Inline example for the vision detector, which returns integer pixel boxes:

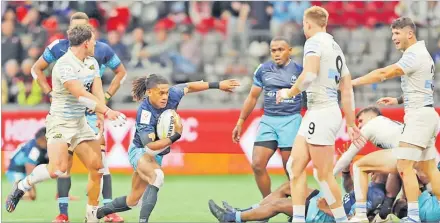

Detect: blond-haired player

[5,24,126,222]
[351,17,440,222]
[276,6,360,222]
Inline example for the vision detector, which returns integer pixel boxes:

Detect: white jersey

[333,115,403,175]
[303,32,350,109]
[396,41,435,112]
[50,49,100,119]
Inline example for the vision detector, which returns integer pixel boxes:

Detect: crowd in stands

[2,1,440,106]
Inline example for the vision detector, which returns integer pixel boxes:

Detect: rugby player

[351,17,440,222]
[32,12,127,223]
[6,127,48,201]
[276,6,360,222]
[232,36,304,197]
[94,75,239,222]
[5,25,126,223]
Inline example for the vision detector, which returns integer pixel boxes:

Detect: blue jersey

[132,84,186,155]
[419,191,440,222]
[42,39,122,78]
[253,60,303,116]
[8,139,48,174]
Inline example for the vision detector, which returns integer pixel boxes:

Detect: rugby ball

[157,109,180,140]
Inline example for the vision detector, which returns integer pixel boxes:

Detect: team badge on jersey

[291,75,297,85]
[89,64,95,70]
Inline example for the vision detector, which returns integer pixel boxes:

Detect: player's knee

[151,169,164,188]
[126,194,141,208]
[251,161,267,174]
[312,167,329,182]
[396,159,414,173]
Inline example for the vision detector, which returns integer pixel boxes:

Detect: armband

[105,92,112,101]
[169,133,181,143]
[208,82,220,89]
[78,96,97,110]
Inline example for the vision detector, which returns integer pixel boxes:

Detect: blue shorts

[86,112,99,134]
[6,171,25,183]
[419,190,440,222]
[255,114,302,149]
[128,144,164,170]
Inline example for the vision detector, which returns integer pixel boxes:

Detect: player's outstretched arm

[233,86,262,143]
[276,55,320,103]
[352,64,404,87]
[184,79,241,94]
[377,95,403,106]
[31,57,52,96]
[105,64,127,102]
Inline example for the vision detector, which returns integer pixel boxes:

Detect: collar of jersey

[67,48,88,68]
[314,32,333,39]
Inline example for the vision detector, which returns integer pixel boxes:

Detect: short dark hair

[271,36,291,46]
[35,127,46,139]
[356,106,382,119]
[70,12,89,22]
[67,24,93,46]
[391,17,416,32]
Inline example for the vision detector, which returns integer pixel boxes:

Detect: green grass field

[2,174,323,222]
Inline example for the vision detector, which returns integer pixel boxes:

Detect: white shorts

[46,114,97,150]
[298,106,342,146]
[395,107,439,161]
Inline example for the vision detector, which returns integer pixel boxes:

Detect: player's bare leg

[417,159,440,199]
[6,142,69,213]
[75,140,104,222]
[309,143,347,222]
[252,146,276,197]
[290,135,310,222]
[99,136,124,223]
[350,149,398,221]
[280,150,291,179]
[395,142,423,222]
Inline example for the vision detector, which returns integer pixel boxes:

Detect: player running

[350,17,440,222]
[6,127,48,201]
[232,36,304,198]
[5,25,126,223]
[276,6,359,222]
[32,12,127,223]
[94,75,240,222]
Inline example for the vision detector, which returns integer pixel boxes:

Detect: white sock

[86,204,99,220]
[292,205,305,222]
[18,164,51,191]
[331,206,348,222]
[407,202,420,220]
[355,201,367,216]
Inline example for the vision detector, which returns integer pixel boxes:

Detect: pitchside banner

[2,109,440,174]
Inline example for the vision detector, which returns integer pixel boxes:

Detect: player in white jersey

[351,17,440,222]
[276,6,360,222]
[5,24,126,223]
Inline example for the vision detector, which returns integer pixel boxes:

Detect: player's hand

[232,124,242,143]
[276,88,292,104]
[105,109,126,127]
[348,126,367,149]
[376,97,398,106]
[219,79,241,92]
[172,112,183,135]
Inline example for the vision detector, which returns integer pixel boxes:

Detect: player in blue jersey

[232,36,304,198]
[207,167,387,223]
[6,127,48,201]
[93,74,239,222]
[31,12,127,223]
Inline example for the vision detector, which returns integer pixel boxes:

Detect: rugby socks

[355,201,367,217]
[331,206,348,222]
[139,185,159,222]
[57,177,71,216]
[292,205,306,222]
[96,196,131,219]
[224,211,238,222]
[379,196,395,219]
[407,202,421,222]
[18,164,51,191]
[102,174,113,205]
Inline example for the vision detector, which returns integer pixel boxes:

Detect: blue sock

[58,197,69,216]
[224,211,236,222]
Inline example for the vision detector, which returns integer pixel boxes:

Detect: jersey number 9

[335,55,343,84]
